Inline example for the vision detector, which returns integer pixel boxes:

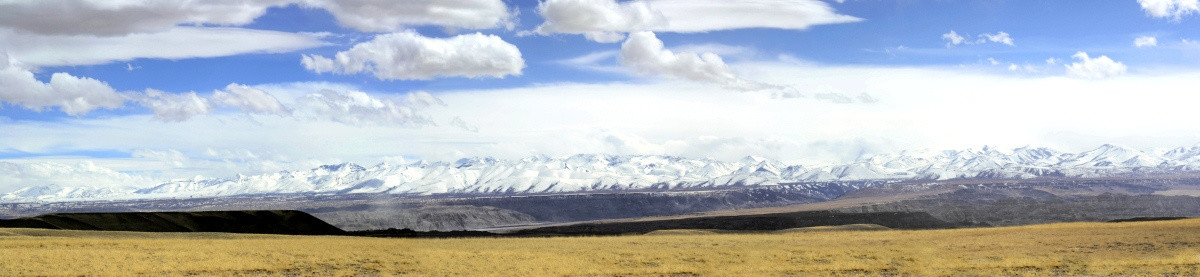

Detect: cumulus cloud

[534,0,861,42]
[303,0,514,32]
[302,31,524,80]
[211,83,291,116]
[1138,0,1200,20]
[0,50,125,115]
[2,49,299,119]
[619,31,769,91]
[1134,36,1159,47]
[300,55,337,73]
[0,0,512,36]
[534,0,665,42]
[296,89,438,126]
[942,30,966,47]
[136,89,213,122]
[943,30,1014,47]
[980,32,1014,45]
[585,32,629,43]
[0,27,325,67]
[0,1,513,68]
[1065,52,1127,79]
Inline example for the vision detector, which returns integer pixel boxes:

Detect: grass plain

[1,219,1198,276]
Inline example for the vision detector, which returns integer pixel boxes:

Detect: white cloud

[619,31,769,90]
[942,30,965,47]
[1135,36,1159,47]
[303,0,514,32]
[672,43,758,59]
[211,83,291,116]
[534,0,861,42]
[555,50,624,73]
[0,161,158,193]
[1138,0,1200,20]
[302,30,524,80]
[10,62,1200,184]
[1046,57,1061,65]
[1183,38,1200,46]
[0,0,290,36]
[979,32,1014,46]
[136,89,213,122]
[814,92,854,103]
[584,32,628,43]
[122,82,454,126]
[1065,52,1127,79]
[0,27,325,67]
[131,149,189,168]
[233,82,457,127]
[0,1,513,68]
[450,116,480,133]
[0,148,339,193]
[987,57,1001,65]
[1007,63,1040,73]
[0,0,512,36]
[405,91,446,108]
[296,89,437,126]
[0,50,125,115]
[300,54,337,73]
[535,0,665,42]
[943,30,1014,47]
[561,44,757,75]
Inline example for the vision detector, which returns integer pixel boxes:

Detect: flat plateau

[2,219,1198,276]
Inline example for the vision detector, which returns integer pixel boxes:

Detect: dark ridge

[507,211,972,236]
[0,210,346,235]
[1107,217,1190,223]
[0,210,970,238]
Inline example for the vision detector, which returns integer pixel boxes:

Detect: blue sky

[2,0,1200,191]
[28,0,1200,98]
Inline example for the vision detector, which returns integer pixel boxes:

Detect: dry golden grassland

[1,219,1199,276]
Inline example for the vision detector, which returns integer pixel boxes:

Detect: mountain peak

[6,144,1200,203]
[1094,143,1132,151]
[739,155,768,164]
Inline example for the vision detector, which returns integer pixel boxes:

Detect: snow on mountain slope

[6,144,1200,203]
[1058,144,1163,168]
[129,155,762,199]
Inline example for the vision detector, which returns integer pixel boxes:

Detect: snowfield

[5,144,1200,203]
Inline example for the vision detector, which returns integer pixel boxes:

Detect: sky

[2,0,1200,192]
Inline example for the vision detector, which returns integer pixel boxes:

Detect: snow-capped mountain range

[5,144,1200,203]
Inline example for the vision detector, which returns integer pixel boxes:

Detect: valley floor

[1,219,1199,276]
